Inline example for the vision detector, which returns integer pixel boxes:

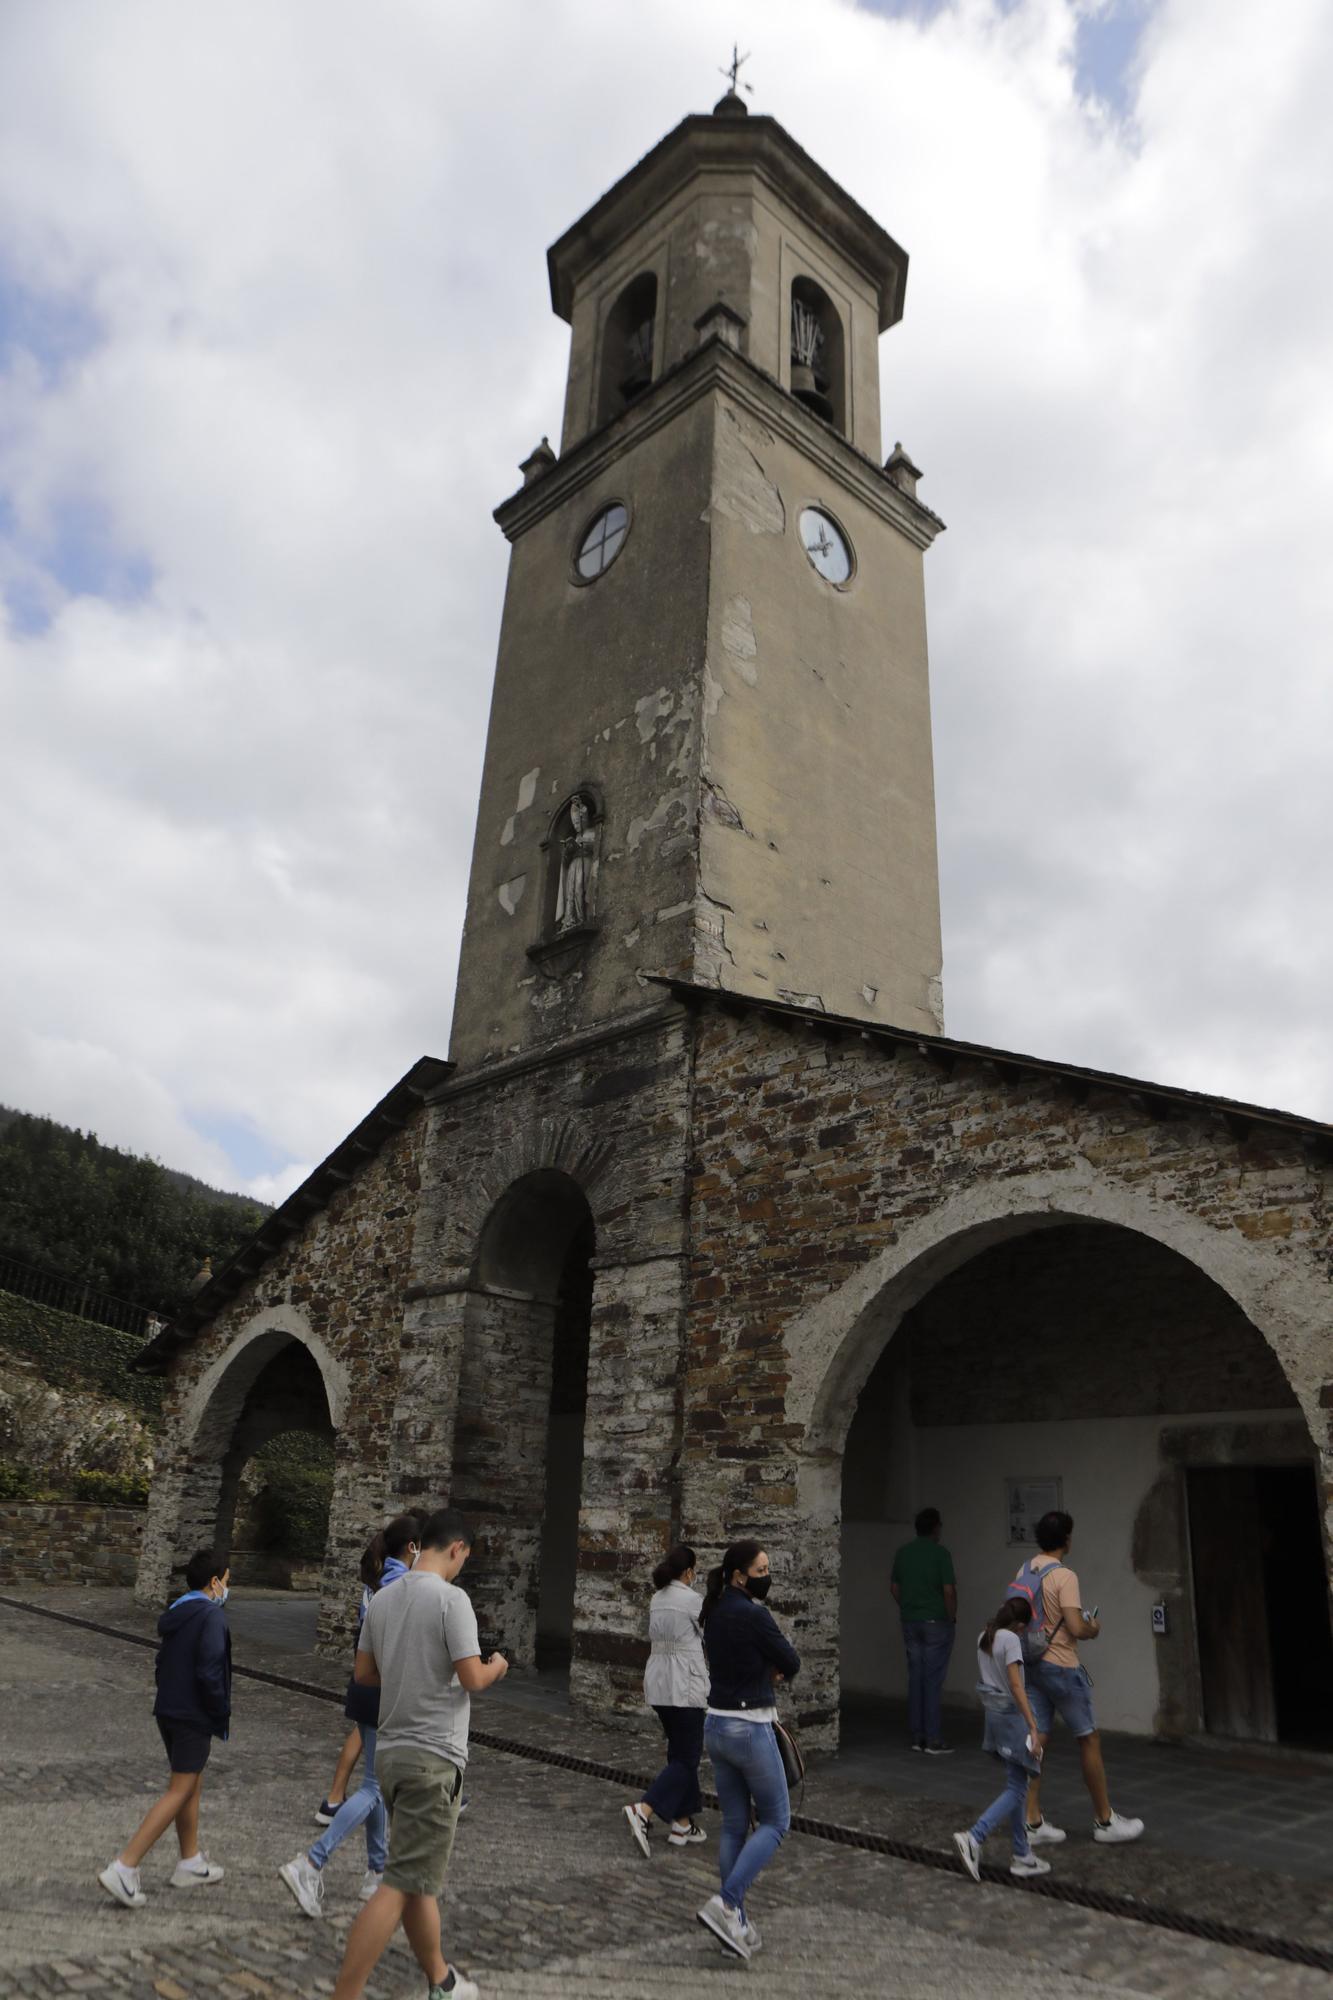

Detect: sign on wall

[1006,1476,1063,1547]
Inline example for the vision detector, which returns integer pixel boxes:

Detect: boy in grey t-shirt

[331,1509,508,2000]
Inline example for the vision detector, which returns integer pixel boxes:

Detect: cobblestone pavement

[1,1594,1329,1999]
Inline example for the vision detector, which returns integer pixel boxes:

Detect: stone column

[571,1251,689,1717]
[387,1280,470,1512]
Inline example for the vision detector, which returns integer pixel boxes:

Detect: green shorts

[376,1746,464,1896]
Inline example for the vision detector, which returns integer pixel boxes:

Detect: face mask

[410,1548,420,1569]
[745,1574,771,1601]
[215,1585,229,1604]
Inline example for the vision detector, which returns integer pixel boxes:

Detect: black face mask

[745,1574,772,1601]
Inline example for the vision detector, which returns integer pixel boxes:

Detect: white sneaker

[428,1973,479,2000]
[667,1819,707,1846]
[1011,1853,1052,1877]
[742,1917,762,1953]
[623,1802,651,1858]
[952,1831,982,1883]
[1093,1811,1145,1844]
[279,1853,325,1918]
[697,1893,751,1961]
[1026,1818,1067,1845]
[359,1868,383,1901]
[171,1851,224,1888]
[98,1860,147,1909]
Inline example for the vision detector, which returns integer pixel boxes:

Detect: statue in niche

[555,794,598,932]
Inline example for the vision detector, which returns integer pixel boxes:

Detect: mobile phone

[1087,1605,1099,1620]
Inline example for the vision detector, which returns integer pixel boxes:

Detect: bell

[791,365,833,422]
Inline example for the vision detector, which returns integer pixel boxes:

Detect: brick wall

[0,1501,144,1587]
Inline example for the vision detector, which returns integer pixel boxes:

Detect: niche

[790,276,846,433]
[598,273,658,423]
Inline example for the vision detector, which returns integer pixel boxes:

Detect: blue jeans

[903,1619,955,1744]
[704,1715,790,1919]
[969,1758,1031,1859]
[309,1724,387,1875]
[643,1706,704,1823]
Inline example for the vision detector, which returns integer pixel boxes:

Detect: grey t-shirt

[357,1569,481,1768]
[977,1625,1024,1699]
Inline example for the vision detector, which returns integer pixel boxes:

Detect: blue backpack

[1006,1558,1066,1664]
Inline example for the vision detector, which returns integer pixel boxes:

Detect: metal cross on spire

[719,43,753,97]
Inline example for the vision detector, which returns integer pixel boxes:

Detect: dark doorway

[1189,1464,1333,1748]
[534,1215,593,1669]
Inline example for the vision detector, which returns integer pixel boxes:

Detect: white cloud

[1,0,1331,1196]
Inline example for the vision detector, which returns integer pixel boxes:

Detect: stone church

[133,93,1333,1754]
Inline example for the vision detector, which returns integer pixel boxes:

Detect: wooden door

[1188,1467,1278,1741]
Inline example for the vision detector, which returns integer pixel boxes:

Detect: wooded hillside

[0,1107,270,1316]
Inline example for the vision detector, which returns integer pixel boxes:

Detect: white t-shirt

[358,1569,480,1769]
[977,1625,1024,1700]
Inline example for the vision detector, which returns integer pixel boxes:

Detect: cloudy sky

[2,0,1331,1204]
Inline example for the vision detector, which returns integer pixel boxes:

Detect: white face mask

[409,1548,420,1569]
[215,1585,229,1604]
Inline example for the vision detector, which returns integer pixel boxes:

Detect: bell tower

[448,92,945,1072]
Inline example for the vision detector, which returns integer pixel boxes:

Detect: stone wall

[0,1501,144,1587]
[407,1004,695,1712]
[681,1002,1333,1743]
[138,1110,429,1654]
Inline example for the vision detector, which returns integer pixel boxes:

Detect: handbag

[773,1717,805,1805]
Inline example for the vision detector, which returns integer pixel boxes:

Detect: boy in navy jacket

[98,1548,233,1908]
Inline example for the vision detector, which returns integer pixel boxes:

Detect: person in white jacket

[623,1545,709,1854]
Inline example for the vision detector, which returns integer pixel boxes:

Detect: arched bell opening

[598,271,658,424]
[454,1169,596,1675]
[836,1220,1329,1753]
[790,275,846,433]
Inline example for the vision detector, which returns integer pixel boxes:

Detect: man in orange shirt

[1021,1511,1144,1848]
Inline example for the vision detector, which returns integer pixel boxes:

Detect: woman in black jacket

[695,1540,800,1962]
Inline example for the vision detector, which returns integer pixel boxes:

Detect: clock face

[799,506,853,585]
[576,502,629,580]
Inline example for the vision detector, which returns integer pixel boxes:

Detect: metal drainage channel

[5,1593,1329,1975]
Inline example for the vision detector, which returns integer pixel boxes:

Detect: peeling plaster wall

[449,400,713,1071]
[697,392,944,1032]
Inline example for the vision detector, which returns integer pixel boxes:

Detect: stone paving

[1,1591,1330,1999]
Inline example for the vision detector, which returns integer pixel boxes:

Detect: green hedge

[0,1289,163,1421]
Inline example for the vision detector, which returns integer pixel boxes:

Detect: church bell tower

[449,91,945,1071]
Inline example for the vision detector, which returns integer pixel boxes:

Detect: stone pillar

[571,1251,688,1717]
[387,1281,470,1511]
[451,1286,556,1662]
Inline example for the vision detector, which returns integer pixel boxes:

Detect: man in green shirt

[890,1507,957,1753]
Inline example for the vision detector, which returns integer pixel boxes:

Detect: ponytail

[699,1538,764,1625]
[359,1512,421,1590]
[652,1543,697,1592]
[981,1597,1032,1654]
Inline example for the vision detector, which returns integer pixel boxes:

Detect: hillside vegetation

[0,1106,270,1316]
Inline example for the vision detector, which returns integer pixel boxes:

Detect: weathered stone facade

[135,99,1333,1756]
[136,1098,430,1652]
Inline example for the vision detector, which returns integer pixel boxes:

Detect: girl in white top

[623,1545,709,1857]
[953,1598,1050,1883]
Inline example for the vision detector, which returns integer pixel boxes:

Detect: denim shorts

[1027,1661,1096,1738]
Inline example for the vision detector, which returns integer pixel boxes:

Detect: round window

[799,506,853,585]
[575,502,629,580]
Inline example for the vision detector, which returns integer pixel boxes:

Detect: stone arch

[136,1305,346,1608]
[785,1166,1331,1748]
[442,1112,615,1260]
[789,1167,1325,1459]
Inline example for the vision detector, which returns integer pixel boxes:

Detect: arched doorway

[837,1220,1331,1748]
[451,1169,595,1674]
[150,1318,343,1604]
